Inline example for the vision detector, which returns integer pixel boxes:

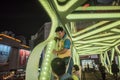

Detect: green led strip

[39,40,56,80]
[72,21,120,41]
[72,21,109,36]
[54,0,87,12]
[67,13,120,20]
[76,6,120,11]
[26,41,48,80]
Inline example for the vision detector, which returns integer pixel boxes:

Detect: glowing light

[0,34,21,42]
[0,37,2,40]
[82,4,90,10]
[20,44,30,48]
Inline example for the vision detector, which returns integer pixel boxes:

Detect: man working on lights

[53,26,73,74]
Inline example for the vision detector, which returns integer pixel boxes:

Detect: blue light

[0,44,11,63]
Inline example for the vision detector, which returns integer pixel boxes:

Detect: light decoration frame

[26,0,120,80]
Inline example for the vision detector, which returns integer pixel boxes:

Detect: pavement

[84,71,120,80]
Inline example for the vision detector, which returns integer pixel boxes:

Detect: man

[53,26,73,74]
[99,63,106,80]
[51,57,73,80]
[111,60,119,80]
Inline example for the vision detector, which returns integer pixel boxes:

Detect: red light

[82,4,90,10]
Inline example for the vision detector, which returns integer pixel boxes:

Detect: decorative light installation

[26,0,120,80]
[39,40,56,80]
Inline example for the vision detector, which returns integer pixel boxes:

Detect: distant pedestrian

[87,63,90,71]
[99,63,106,80]
[92,64,95,72]
[111,60,119,80]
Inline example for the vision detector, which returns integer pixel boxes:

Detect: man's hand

[54,37,60,42]
[53,49,57,55]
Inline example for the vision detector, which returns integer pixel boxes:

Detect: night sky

[0,0,50,40]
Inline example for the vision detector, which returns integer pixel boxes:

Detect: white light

[46,54,50,57]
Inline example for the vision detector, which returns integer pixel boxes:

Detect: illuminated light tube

[72,21,109,36]
[75,44,91,48]
[67,13,120,20]
[88,42,112,46]
[84,33,114,40]
[103,39,116,43]
[115,46,120,55]
[111,28,120,33]
[54,0,86,12]
[75,43,110,49]
[76,46,107,50]
[79,52,101,55]
[77,48,106,52]
[77,49,107,53]
[0,37,2,40]
[76,6,120,11]
[72,21,120,41]
[0,34,21,42]
[78,48,107,51]
[39,40,56,80]
[73,35,120,44]
[75,39,120,50]
[111,48,115,62]
[20,44,30,48]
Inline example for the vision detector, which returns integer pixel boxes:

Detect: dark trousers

[101,73,106,80]
[113,73,118,80]
[63,57,74,75]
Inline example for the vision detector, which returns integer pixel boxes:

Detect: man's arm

[53,39,71,55]
[53,48,68,55]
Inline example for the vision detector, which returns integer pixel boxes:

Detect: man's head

[72,65,79,73]
[73,65,79,71]
[55,26,65,39]
[51,57,66,76]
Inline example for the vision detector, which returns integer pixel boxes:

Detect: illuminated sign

[19,49,30,66]
[0,44,11,63]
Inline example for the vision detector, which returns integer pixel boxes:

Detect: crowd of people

[98,60,119,80]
